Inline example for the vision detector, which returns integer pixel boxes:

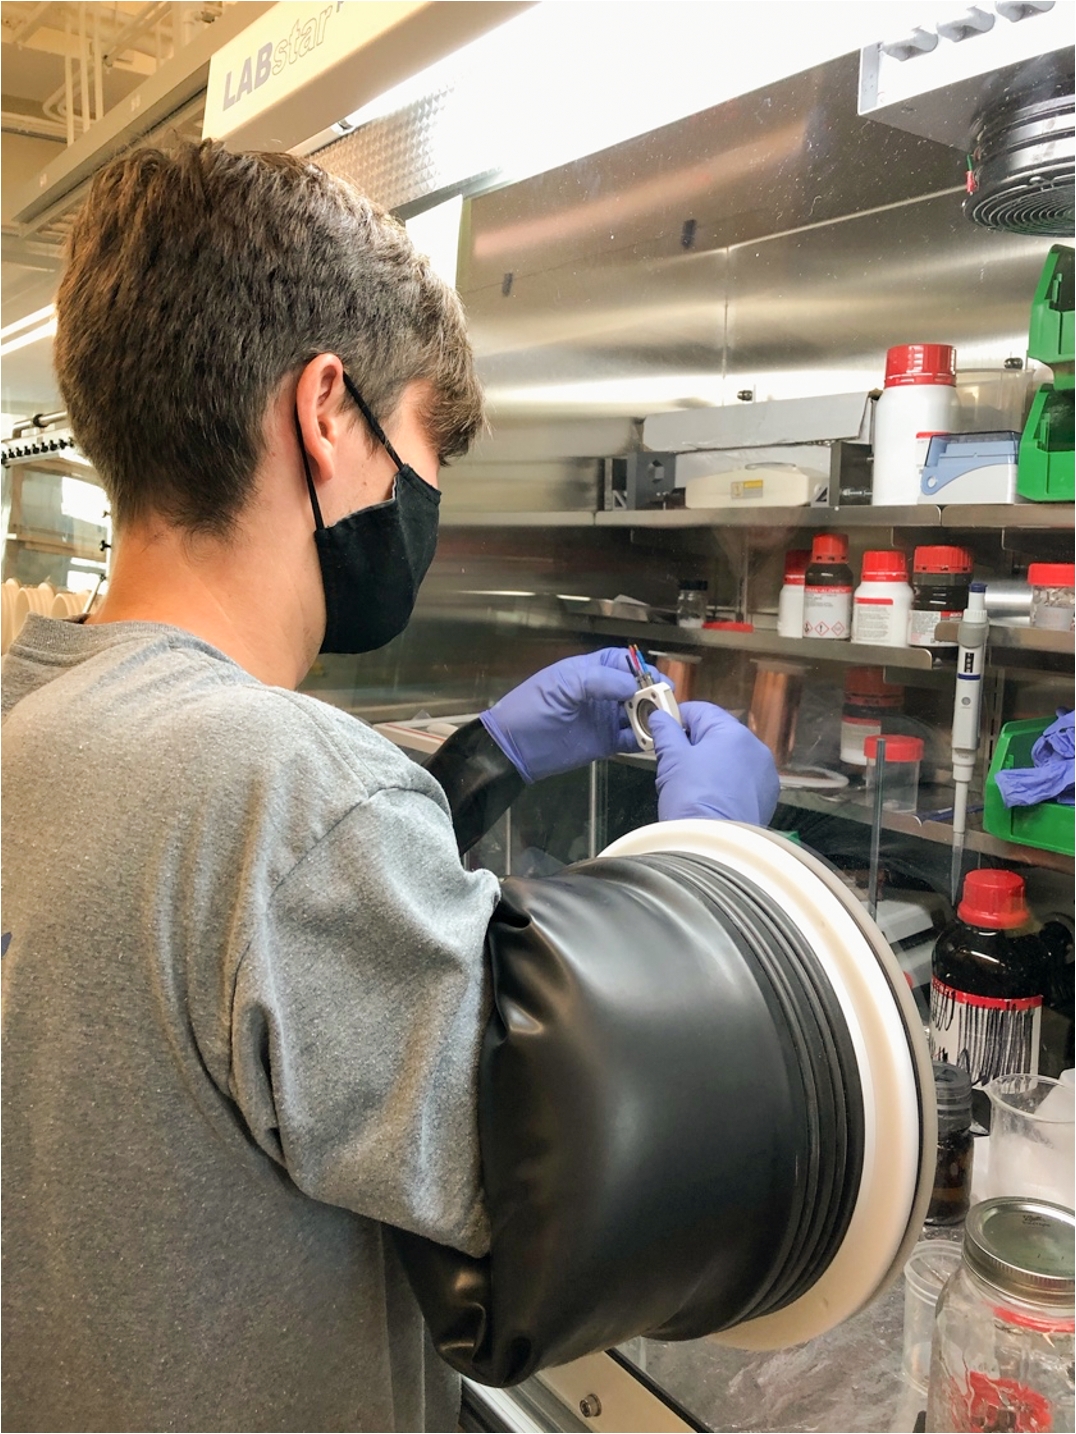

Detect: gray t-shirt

[1,614,501,1433]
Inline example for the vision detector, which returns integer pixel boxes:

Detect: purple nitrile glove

[650,702,780,826]
[480,648,643,783]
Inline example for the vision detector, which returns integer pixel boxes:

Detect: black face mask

[297,372,441,654]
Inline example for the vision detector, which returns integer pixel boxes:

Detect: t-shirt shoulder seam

[147,639,383,785]
[224,785,433,1034]
[217,680,385,783]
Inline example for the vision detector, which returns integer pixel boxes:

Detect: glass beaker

[984,1074,1075,1210]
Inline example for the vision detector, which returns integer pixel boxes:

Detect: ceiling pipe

[93,7,103,121]
[10,2,275,232]
[63,12,74,144]
[42,80,71,126]
[79,3,90,131]
[10,1,54,46]
[11,411,67,438]
[42,0,173,130]
[1,109,68,141]
[101,1,171,68]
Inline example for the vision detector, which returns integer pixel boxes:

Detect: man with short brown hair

[1,140,778,1432]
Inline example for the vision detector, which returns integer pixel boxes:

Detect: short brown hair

[54,139,484,536]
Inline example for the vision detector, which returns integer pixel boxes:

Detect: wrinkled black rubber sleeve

[424,718,525,855]
[391,855,837,1388]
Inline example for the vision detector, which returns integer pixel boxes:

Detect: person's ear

[295,354,347,487]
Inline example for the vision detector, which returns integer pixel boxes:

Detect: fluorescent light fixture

[336,3,962,204]
[0,304,55,342]
[0,317,57,358]
[337,16,513,133]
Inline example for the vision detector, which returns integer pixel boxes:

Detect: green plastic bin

[983,716,1075,856]
[1018,244,1075,502]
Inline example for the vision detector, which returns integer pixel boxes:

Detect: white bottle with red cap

[777,548,811,639]
[871,344,960,507]
[851,549,914,646]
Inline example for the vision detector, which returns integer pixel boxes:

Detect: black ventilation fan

[967,75,1075,238]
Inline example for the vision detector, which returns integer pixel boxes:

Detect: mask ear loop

[341,371,406,471]
[295,410,326,530]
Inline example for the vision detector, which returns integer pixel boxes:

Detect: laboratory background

[1,2,1074,1431]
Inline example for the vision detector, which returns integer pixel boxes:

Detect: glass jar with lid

[1028,563,1075,633]
[926,1197,1075,1433]
[676,579,708,628]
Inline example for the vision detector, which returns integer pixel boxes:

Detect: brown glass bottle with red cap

[908,545,973,649]
[802,533,853,640]
[929,870,1049,1088]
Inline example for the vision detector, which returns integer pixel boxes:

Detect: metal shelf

[933,620,1074,671]
[595,503,938,529]
[438,503,1075,531]
[607,760,1074,873]
[777,787,1075,874]
[424,603,1069,679]
[576,614,938,670]
[942,504,1075,531]
[440,509,595,528]
[423,602,943,675]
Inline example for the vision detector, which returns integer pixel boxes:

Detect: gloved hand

[480,648,642,783]
[650,702,780,826]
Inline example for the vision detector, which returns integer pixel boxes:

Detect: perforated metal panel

[315,84,469,215]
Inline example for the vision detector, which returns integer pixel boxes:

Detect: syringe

[950,582,989,904]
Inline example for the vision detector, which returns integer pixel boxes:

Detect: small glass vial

[676,579,708,628]
[851,548,913,646]
[1028,562,1075,632]
[926,1198,1075,1434]
[776,549,810,639]
[927,1061,974,1227]
[864,734,922,813]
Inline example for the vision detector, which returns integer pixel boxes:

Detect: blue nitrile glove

[480,648,642,783]
[995,708,1075,807]
[650,702,780,825]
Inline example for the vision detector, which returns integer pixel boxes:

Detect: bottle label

[840,716,881,764]
[803,587,852,639]
[777,585,806,639]
[1032,603,1075,632]
[852,597,899,644]
[908,607,961,647]
[929,977,1042,1086]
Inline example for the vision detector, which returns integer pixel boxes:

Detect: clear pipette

[950,582,989,903]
